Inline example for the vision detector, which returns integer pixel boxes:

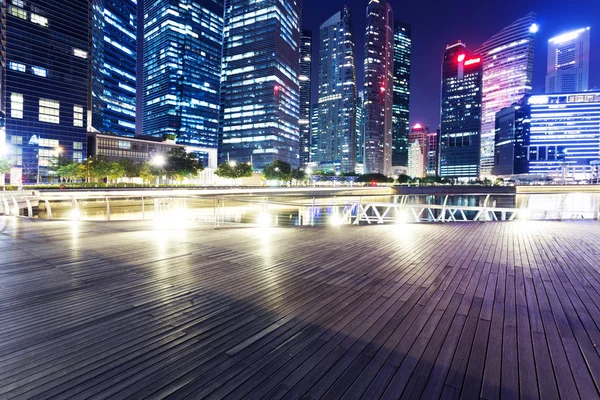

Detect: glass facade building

[528,92,600,178]
[392,20,411,168]
[546,27,590,94]
[356,90,364,165]
[477,13,536,177]
[143,0,224,165]
[426,128,439,177]
[494,100,530,176]
[439,42,482,178]
[363,0,394,175]
[310,103,318,163]
[91,0,137,137]
[299,29,312,167]
[220,0,302,169]
[4,0,89,183]
[315,7,357,173]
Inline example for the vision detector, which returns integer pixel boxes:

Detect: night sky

[137,0,600,133]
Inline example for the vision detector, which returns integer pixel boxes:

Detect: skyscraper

[4,0,89,183]
[546,27,591,94]
[91,0,137,137]
[310,103,319,163]
[477,13,536,177]
[363,0,394,175]
[143,0,224,166]
[392,20,411,168]
[356,90,364,166]
[220,0,302,169]
[315,7,357,173]
[439,42,483,178]
[407,123,427,178]
[529,92,600,178]
[427,128,439,177]
[299,29,312,167]
[494,100,530,176]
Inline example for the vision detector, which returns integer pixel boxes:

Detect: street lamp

[151,154,166,187]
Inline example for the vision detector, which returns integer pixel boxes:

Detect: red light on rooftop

[464,57,481,66]
[457,54,466,63]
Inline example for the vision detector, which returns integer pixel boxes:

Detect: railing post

[141,196,145,220]
[45,199,52,220]
[594,194,599,221]
[480,194,490,222]
[105,197,110,221]
[441,195,449,223]
[25,198,33,218]
[311,196,315,226]
[558,194,567,221]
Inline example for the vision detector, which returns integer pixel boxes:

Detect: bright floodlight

[306,168,313,175]
[396,210,410,224]
[529,23,539,34]
[518,208,531,220]
[257,213,270,227]
[335,171,341,176]
[151,154,166,167]
[229,160,237,167]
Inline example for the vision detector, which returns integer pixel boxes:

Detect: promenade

[0,218,599,399]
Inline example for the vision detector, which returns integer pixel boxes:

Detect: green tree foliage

[215,161,254,179]
[119,159,141,178]
[262,160,292,182]
[165,148,204,181]
[290,168,306,182]
[0,159,9,174]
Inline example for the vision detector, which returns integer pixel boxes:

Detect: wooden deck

[1,218,600,399]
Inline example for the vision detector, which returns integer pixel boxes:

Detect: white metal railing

[0,191,40,217]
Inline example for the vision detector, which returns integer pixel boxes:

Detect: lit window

[9,62,26,72]
[11,136,23,145]
[39,138,59,148]
[11,93,23,119]
[73,48,88,59]
[39,98,60,124]
[9,5,26,19]
[73,105,83,127]
[73,151,83,161]
[32,66,47,77]
[30,13,48,27]
[73,142,83,150]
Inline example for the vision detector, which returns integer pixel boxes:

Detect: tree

[215,161,253,179]
[0,159,9,189]
[165,148,204,182]
[139,162,157,184]
[290,168,306,183]
[107,162,126,186]
[119,159,141,179]
[56,162,81,183]
[262,160,292,182]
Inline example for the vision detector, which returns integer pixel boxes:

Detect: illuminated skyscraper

[392,20,411,168]
[299,29,312,167]
[315,7,357,173]
[407,124,427,178]
[494,99,530,176]
[546,27,590,94]
[528,92,600,178]
[356,90,364,165]
[477,13,536,177]
[439,42,482,178]
[363,0,394,175]
[427,128,439,177]
[91,0,137,137]
[143,0,224,166]
[220,0,302,169]
[310,103,319,162]
[4,0,89,183]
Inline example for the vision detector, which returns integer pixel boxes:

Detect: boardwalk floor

[0,218,599,399]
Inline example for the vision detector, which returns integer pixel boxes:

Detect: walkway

[0,218,599,399]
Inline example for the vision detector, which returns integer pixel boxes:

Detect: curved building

[476,13,537,177]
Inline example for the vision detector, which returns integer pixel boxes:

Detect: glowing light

[229,160,237,167]
[70,209,81,221]
[306,168,313,175]
[413,123,422,130]
[457,54,466,62]
[396,210,410,224]
[464,58,481,66]
[330,215,345,226]
[257,213,270,227]
[529,23,539,34]
[380,86,386,93]
[518,209,531,220]
[151,154,166,167]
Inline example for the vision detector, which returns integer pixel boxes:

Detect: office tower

[363,0,394,175]
[299,29,312,167]
[310,103,319,163]
[315,7,357,172]
[546,28,591,93]
[5,0,89,183]
[477,13,536,177]
[529,92,600,178]
[494,99,530,176]
[439,42,483,178]
[91,0,137,137]
[143,0,224,167]
[427,128,440,177]
[407,123,427,178]
[220,0,302,169]
[392,20,411,168]
[356,90,364,165]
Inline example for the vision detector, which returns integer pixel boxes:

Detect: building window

[73,48,88,59]
[9,5,27,19]
[73,151,83,161]
[11,93,23,119]
[39,98,60,124]
[73,105,83,127]
[10,136,23,145]
[73,141,83,150]
[39,138,59,148]
[9,62,26,72]
[32,66,47,77]
[30,13,48,27]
